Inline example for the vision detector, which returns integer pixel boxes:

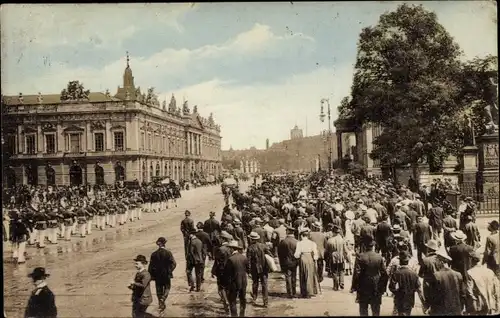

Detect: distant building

[290,125,303,140]
[266,138,269,150]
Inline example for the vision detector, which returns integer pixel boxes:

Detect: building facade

[290,125,303,140]
[2,57,223,187]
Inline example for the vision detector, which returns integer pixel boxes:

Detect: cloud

[2,23,315,95]
[162,65,353,150]
[0,3,190,51]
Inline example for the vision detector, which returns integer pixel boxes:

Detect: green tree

[349,4,465,173]
[60,80,90,101]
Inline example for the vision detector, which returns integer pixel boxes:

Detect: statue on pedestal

[483,61,498,134]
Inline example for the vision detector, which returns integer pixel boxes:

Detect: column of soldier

[3,185,178,265]
[177,174,499,317]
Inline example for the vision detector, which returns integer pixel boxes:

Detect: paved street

[3,183,498,317]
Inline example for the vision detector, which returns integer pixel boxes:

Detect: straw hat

[248,232,260,240]
[451,230,467,241]
[226,240,243,249]
[345,210,355,220]
[424,240,439,251]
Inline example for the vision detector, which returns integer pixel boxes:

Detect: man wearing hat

[211,230,233,312]
[442,211,458,251]
[463,215,481,249]
[426,248,464,316]
[418,239,444,309]
[351,237,388,316]
[325,225,348,291]
[449,230,474,284]
[359,216,376,253]
[204,211,221,260]
[277,225,299,298]
[180,210,195,260]
[246,231,271,307]
[25,267,57,318]
[186,228,205,292]
[233,219,247,250]
[483,220,500,279]
[148,237,177,312]
[388,251,425,316]
[195,222,212,272]
[466,250,500,315]
[310,221,326,283]
[350,213,366,253]
[252,217,267,244]
[413,215,432,265]
[129,255,153,317]
[224,240,248,317]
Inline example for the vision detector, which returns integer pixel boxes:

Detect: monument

[477,60,499,197]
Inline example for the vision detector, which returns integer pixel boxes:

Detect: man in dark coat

[233,219,247,250]
[413,215,432,265]
[186,229,205,292]
[359,217,376,253]
[204,211,221,259]
[351,238,388,316]
[388,252,425,316]
[375,215,393,265]
[463,216,481,249]
[246,231,271,307]
[181,210,195,259]
[428,204,444,243]
[195,222,211,282]
[426,250,466,316]
[25,267,57,318]
[277,226,298,298]
[224,241,248,317]
[252,218,267,244]
[442,211,458,251]
[148,237,177,312]
[418,239,444,309]
[212,231,233,312]
[483,220,500,279]
[448,230,473,284]
[129,255,153,318]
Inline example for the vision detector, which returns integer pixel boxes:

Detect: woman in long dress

[294,228,319,298]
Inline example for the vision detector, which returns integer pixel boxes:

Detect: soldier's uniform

[117,199,127,225]
[3,207,11,243]
[46,209,59,244]
[56,208,65,239]
[135,195,144,220]
[63,208,75,241]
[76,206,88,238]
[96,200,108,230]
[107,200,117,228]
[11,210,30,264]
[34,210,48,248]
[86,204,96,235]
[26,209,37,246]
[128,197,137,221]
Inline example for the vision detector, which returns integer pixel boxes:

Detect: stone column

[37,124,43,153]
[56,123,63,153]
[18,125,24,154]
[105,121,112,150]
[86,122,92,151]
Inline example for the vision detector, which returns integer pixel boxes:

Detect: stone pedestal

[477,134,499,196]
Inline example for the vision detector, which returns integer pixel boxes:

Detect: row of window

[6,132,124,155]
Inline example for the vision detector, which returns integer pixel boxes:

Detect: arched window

[149,164,154,182]
[156,163,160,177]
[115,162,125,182]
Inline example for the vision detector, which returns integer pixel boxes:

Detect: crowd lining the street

[8,172,500,317]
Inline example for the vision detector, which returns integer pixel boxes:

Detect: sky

[1,2,497,150]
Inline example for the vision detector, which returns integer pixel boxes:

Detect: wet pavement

[3,184,498,317]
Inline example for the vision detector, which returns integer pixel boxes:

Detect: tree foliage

[345,4,496,172]
[60,81,90,101]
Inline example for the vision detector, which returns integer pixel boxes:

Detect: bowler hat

[197,222,204,229]
[133,255,148,264]
[488,220,499,231]
[28,267,50,280]
[156,237,167,245]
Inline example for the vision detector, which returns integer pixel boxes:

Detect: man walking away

[325,225,348,291]
[181,210,195,259]
[186,229,205,292]
[277,226,298,298]
[483,220,500,280]
[466,250,500,315]
[224,240,248,317]
[246,232,271,307]
[148,237,176,312]
[388,252,425,316]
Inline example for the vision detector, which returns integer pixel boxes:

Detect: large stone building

[2,56,222,187]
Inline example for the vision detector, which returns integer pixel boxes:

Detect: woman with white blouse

[294,228,319,298]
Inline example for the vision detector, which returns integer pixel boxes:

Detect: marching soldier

[10,209,30,264]
[46,208,59,244]
[34,210,48,248]
[96,198,108,231]
[117,198,127,226]
[63,207,75,241]
[86,201,97,235]
[135,193,144,220]
[26,207,37,246]
[76,205,88,238]
[108,198,117,228]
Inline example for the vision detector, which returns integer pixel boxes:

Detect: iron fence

[459,183,499,215]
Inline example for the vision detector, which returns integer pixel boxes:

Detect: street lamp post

[320,98,333,172]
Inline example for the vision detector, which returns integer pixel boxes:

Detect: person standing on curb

[129,255,152,318]
[148,237,176,312]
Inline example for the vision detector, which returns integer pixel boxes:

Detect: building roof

[2,92,121,106]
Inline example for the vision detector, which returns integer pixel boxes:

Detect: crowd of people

[3,183,182,264]
[13,172,500,317]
